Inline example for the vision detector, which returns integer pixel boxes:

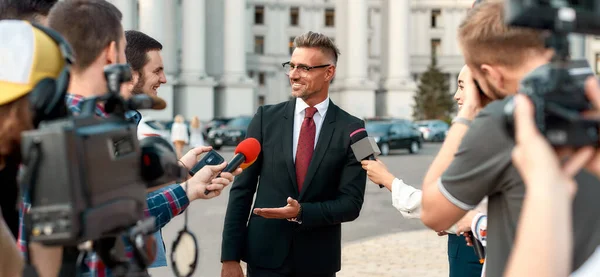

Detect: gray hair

[293,31,340,65]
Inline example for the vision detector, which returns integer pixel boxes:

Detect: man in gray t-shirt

[419,2,600,277]
[440,97,600,277]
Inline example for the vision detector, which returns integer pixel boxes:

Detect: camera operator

[505,91,600,277]
[362,65,486,277]
[119,29,171,269]
[16,0,241,276]
[0,0,58,241]
[0,19,68,277]
[419,2,600,277]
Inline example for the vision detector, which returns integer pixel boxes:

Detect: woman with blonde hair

[189,116,206,147]
[171,114,190,158]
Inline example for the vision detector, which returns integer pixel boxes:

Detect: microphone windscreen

[234,137,261,163]
[148,95,166,110]
[348,122,368,144]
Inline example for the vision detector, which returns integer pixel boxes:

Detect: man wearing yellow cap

[0,19,67,277]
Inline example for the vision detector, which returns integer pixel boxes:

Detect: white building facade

[108,0,490,121]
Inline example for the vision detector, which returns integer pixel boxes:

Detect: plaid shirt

[18,94,190,277]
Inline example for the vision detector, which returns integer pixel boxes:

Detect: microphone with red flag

[204,137,261,195]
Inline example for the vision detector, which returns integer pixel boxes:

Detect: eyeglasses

[282,61,331,77]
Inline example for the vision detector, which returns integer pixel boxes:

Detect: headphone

[27,22,75,127]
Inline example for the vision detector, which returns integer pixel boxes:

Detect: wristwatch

[452,117,472,127]
[287,204,303,224]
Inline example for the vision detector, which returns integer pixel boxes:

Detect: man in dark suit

[220,31,367,277]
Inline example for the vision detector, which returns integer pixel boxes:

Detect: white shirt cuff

[391,178,422,219]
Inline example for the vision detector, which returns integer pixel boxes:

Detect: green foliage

[412,57,456,121]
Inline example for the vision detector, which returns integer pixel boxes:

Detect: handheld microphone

[128,94,167,110]
[468,231,486,264]
[204,137,261,195]
[348,122,384,188]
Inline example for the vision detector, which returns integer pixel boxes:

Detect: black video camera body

[21,105,146,246]
[504,60,599,147]
[503,0,600,147]
[20,64,186,247]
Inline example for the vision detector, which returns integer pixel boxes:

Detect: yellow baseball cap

[0,20,66,105]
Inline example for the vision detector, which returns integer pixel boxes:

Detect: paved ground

[148,143,449,277]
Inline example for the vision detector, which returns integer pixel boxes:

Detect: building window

[289,37,295,55]
[254,6,264,25]
[258,95,266,106]
[431,38,441,58]
[258,72,266,85]
[254,36,264,54]
[248,71,254,78]
[431,9,441,28]
[290,7,299,26]
[325,8,335,27]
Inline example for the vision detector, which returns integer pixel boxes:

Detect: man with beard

[122,29,170,269]
[124,30,167,98]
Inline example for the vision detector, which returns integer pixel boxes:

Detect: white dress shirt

[293,97,330,162]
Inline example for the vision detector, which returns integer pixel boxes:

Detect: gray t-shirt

[440,97,600,277]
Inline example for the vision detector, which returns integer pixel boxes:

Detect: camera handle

[94,217,156,277]
[21,140,42,277]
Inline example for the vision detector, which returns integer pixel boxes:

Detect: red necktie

[295,107,318,192]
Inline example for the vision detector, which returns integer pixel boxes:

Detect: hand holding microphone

[203,138,261,195]
[184,162,237,200]
[348,122,385,188]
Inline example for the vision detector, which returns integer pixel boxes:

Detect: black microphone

[127,94,167,110]
[348,122,384,188]
[468,231,486,264]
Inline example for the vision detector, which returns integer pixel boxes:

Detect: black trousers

[247,251,336,277]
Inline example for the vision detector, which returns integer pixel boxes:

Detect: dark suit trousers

[447,234,483,277]
[247,250,336,277]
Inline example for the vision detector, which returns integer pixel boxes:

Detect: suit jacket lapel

[299,100,338,200]
[282,98,299,194]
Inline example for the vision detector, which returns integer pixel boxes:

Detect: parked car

[137,116,171,141]
[365,119,422,155]
[206,116,252,150]
[204,117,233,136]
[415,120,449,142]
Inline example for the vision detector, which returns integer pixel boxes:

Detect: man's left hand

[254,197,300,219]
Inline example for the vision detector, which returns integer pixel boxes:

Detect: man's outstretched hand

[253,197,300,219]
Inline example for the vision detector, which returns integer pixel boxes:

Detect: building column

[449,73,457,95]
[570,34,586,59]
[137,0,176,120]
[177,0,216,121]
[384,0,416,120]
[334,0,376,119]
[108,0,136,30]
[216,0,255,117]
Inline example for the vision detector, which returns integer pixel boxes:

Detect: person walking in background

[171,114,189,158]
[190,116,206,147]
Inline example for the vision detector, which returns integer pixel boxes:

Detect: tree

[412,57,456,122]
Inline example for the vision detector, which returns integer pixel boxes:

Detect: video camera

[504,0,600,147]
[19,64,186,276]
